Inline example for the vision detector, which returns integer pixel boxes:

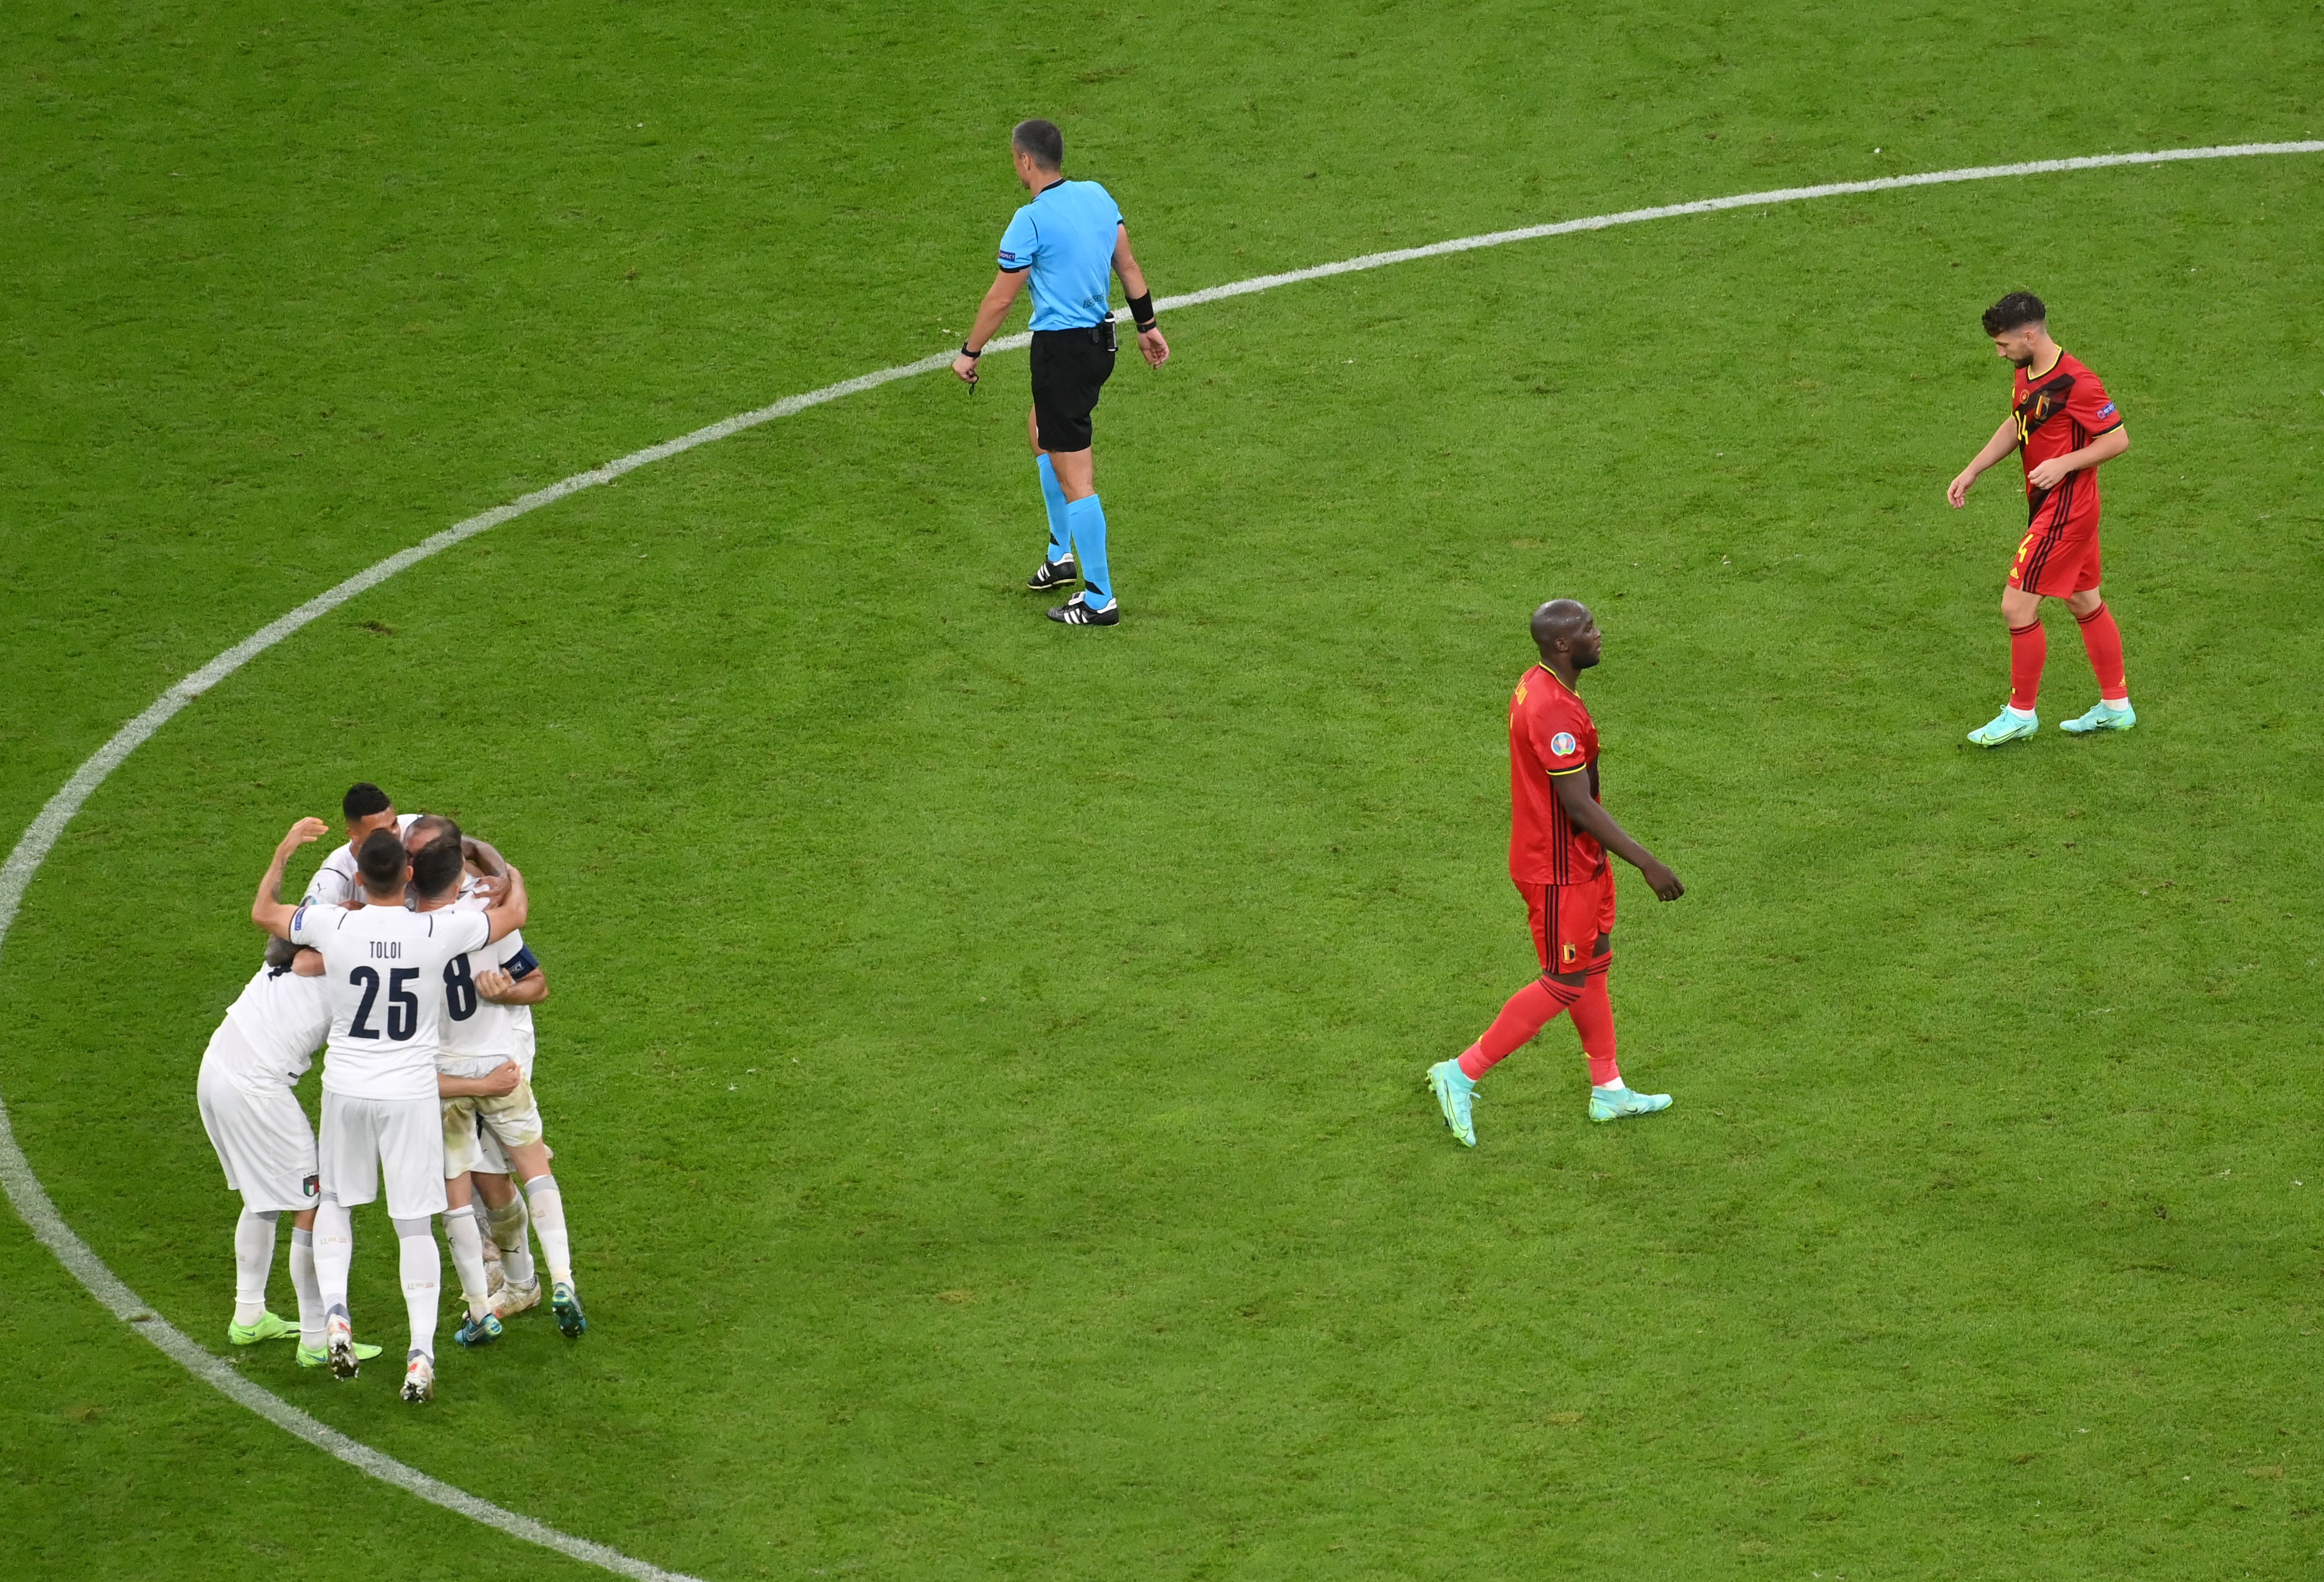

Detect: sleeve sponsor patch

[1550,731,1578,756]
[2096,401,2117,419]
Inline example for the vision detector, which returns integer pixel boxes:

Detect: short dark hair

[1012,118,1064,171]
[409,836,464,900]
[406,813,461,853]
[342,782,391,821]
[356,827,406,892]
[1982,292,2046,336]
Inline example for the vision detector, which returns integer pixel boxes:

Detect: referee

[952,118,1169,627]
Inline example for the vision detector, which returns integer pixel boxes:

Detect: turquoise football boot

[1588,1085,1673,1124]
[2059,700,2135,734]
[1427,1060,1478,1148]
[227,1311,298,1345]
[454,1311,504,1348]
[296,1338,383,1368]
[1967,706,2038,747]
[552,1281,588,1338]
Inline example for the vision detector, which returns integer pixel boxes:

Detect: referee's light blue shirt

[997,179,1122,331]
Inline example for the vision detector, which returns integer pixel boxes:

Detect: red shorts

[1520,867,1615,974]
[2008,526,2102,597]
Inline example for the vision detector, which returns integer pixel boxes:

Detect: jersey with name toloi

[289,901,491,1100]
[998,179,1122,330]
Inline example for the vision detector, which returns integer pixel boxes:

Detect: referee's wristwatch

[959,342,982,359]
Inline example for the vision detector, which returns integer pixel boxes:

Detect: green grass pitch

[3,2,2322,1577]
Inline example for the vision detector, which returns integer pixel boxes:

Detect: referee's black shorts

[1029,323,1118,453]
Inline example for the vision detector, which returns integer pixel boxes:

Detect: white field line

[0,138,2315,1578]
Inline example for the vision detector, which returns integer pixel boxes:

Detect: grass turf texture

[4,3,2323,1579]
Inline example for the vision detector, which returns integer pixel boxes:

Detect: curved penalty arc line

[1,137,2317,1580]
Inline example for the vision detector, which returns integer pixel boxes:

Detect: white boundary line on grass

[1,138,2316,1579]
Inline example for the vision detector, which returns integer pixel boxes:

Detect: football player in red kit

[1946,292,2135,746]
[1428,600,1686,1145]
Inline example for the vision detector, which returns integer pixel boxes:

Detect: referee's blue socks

[1066,495,1114,609]
[1036,454,1071,565]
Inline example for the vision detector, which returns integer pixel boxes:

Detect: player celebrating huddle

[193,937,376,1369]
[404,815,586,1343]
[1947,292,2135,745]
[1428,601,1684,1145]
[252,819,528,1402]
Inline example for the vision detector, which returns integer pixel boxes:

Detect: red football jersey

[2013,350,2121,536]
[1508,665,1605,886]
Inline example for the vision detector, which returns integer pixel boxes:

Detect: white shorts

[442,1078,546,1180]
[196,1030,319,1213]
[319,1090,447,1218]
[470,1117,553,1176]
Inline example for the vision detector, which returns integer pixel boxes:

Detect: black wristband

[960,342,982,359]
[1127,292,1155,329]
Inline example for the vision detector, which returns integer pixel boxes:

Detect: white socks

[391,1216,440,1359]
[313,1196,354,1320]
[289,1226,324,1348]
[485,1194,535,1286]
[522,1174,573,1286]
[232,1206,279,1325]
[443,1210,491,1320]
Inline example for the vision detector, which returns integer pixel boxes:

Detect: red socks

[1458,978,1581,1079]
[1569,962,1621,1088]
[1456,958,1619,1085]
[2008,620,2045,711]
[2075,602,2128,701]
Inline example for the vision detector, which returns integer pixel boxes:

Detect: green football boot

[227,1311,298,1346]
[296,1338,383,1367]
[1967,706,2038,747]
[2059,700,2135,734]
[1588,1085,1673,1124]
[1427,1060,1478,1148]
[552,1281,588,1338]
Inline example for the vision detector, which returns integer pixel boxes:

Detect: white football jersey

[302,812,422,908]
[289,899,490,1101]
[437,891,540,1078]
[216,962,332,1087]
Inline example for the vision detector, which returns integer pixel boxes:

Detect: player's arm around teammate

[950,117,1168,626]
[1946,292,2136,745]
[477,961,547,1006]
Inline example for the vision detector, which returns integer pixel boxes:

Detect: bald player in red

[1947,291,2135,746]
[1428,599,1686,1145]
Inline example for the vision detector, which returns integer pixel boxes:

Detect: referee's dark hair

[1012,118,1064,171]
[343,781,391,822]
[1981,291,2046,336]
